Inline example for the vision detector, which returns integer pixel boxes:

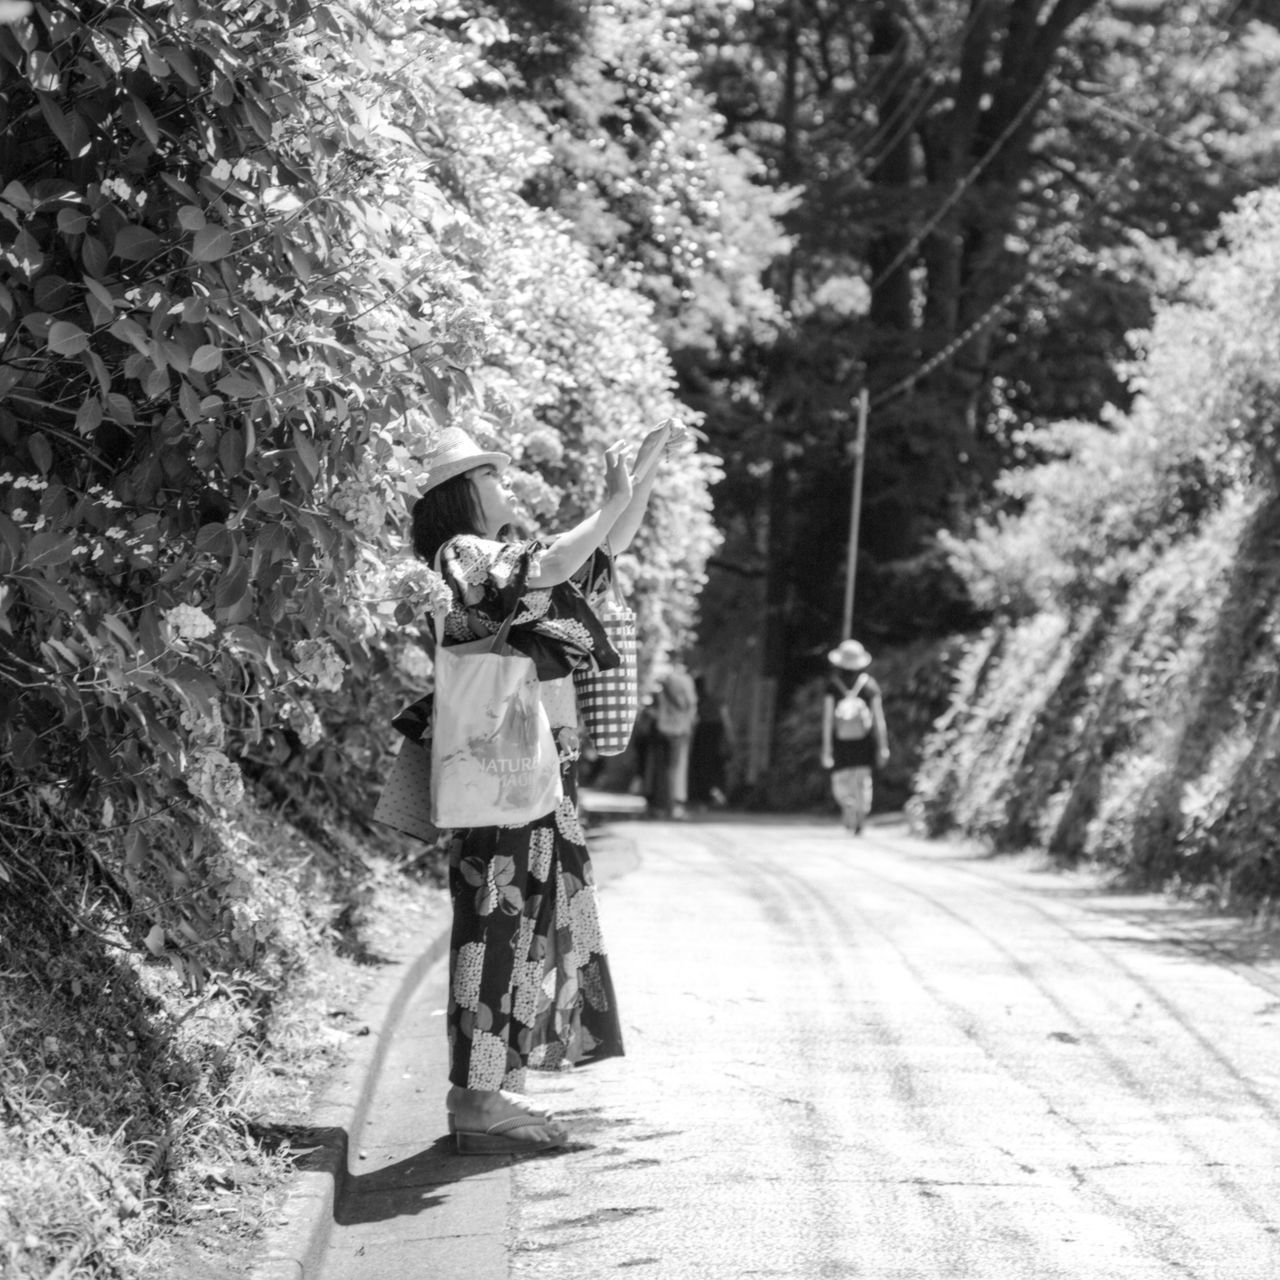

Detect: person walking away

[411,418,679,1154]
[688,674,733,809]
[819,639,889,835]
[649,666,698,819]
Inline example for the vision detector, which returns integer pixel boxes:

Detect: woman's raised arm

[525,442,633,586]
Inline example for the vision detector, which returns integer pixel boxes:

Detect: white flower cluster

[246,273,279,302]
[285,699,324,747]
[0,472,48,491]
[293,638,345,692]
[185,748,245,809]
[378,559,454,620]
[180,700,226,749]
[165,603,216,641]
[210,157,254,183]
[506,470,561,519]
[101,176,145,206]
[330,477,388,539]
[521,426,564,466]
[396,645,434,684]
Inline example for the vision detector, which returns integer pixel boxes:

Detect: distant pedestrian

[648,666,698,819]
[688,675,733,809]
[819,639,889,835]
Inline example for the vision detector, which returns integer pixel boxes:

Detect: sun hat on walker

[828,639,872,671]
[420,427,510,495]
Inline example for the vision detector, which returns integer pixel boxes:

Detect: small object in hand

[659,417,705,446]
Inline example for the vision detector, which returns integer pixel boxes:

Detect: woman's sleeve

[571,544,614,608]
[439,534,545,631]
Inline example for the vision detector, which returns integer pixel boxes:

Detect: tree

[684,0,1280,692]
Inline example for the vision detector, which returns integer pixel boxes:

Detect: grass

[0,803,449,1280]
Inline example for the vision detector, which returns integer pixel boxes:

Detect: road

[318,815,1280,1280]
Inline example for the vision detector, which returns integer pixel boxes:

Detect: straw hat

[828,639,872,671]
[420,427,510,495]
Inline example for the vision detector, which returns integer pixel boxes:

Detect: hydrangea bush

[0,0,719,985]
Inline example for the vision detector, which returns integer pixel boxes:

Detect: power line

[867,0,1253,411]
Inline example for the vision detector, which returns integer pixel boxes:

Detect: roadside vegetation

[0,1,744,1273]
[911,191,1280,912]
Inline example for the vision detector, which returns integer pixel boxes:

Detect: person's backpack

[833,674,874,741]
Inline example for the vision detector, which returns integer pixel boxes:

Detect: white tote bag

[429,590,562,829]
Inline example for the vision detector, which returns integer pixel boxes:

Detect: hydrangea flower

[521,426,564,466]
[396,645,433,683]
[330,477,387,538]
[180,700,226,749]
[185,748,245,809]
[284,698,324,747]
[293,638,345,692]
[164,603,216,641]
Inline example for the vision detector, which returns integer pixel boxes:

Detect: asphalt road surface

[320,814,1280,1280]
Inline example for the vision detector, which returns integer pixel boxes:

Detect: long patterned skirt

[446,767,625,1090]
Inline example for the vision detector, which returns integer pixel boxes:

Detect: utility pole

[841,388,869,642]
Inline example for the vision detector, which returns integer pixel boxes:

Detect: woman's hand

[603,441,633,508]
[632,419,674,481]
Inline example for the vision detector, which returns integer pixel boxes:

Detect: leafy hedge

[0,0,719,985]
[912,189,1280,904]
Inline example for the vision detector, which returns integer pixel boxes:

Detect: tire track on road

[700,822,1279,1277]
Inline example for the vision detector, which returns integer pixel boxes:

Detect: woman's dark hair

[411,472,484,563]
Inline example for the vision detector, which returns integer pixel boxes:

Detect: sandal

[449,1112,568,1156]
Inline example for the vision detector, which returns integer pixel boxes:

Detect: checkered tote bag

[574,579,639,756]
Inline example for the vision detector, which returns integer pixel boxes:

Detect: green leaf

[48,320,90,356]
[11,726,40,771]
[57,207,89,235]
[292,428,320,482]
[22,576,77,614]
[219,427,246,478]
[109,315,151,356]
[28,431,52,473]
[28,50,59,93]
[178,205,206,232]
[82,234,109,277]
[160,172,198,202]
[26,531,76,569]
[195,522,233,557]
[144,365,169,399]
[190,343,221,373]
[129,95,160,147]
[191,227,234,262]
[33,275,71,312]
[11,229,43,277]
[216,371,261,399]
[214,560,250,611]
[114,225,164,261]
[84,277,114,326]
[285,241,316,282]
[1,180,32,212]
[158,44,200,89]
[179,380,202,423]
[81,348,110,395]
[75,398,103,434]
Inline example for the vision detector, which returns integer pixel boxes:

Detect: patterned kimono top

[436,535,619,678]
[421,535,620,764]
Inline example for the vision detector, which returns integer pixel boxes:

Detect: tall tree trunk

[762,0,802,686]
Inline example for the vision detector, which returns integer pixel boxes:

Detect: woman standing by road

[412,420,675,1154]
